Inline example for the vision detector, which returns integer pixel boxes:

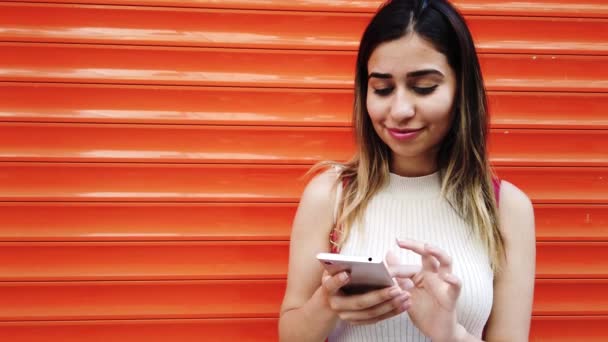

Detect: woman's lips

[387,127,423,141]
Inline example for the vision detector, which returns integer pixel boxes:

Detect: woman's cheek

[366,97,387,121]
[422,94,453,122]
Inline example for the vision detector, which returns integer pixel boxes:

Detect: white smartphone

[317,252,395,295]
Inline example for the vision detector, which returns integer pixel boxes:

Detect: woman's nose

[389,90,415,120]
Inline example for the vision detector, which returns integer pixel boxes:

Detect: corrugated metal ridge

[1,203,605,242]
[0,241,605,281]
[7,0,608,17]
[0,0,605,339]
[1,43,607,92]
[0,318,279,342]
[0,280,605,320]
[0,122,607,166]
[1,3,606,54]
[2,84,606,129]
[1,163,607,204]
[0,317,606,342]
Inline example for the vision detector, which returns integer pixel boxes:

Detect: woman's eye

[412,85,438,95]
[373,87,394,96]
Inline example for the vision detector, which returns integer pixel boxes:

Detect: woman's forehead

[367,34,451,76]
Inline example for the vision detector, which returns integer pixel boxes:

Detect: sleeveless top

[328,171,501,342]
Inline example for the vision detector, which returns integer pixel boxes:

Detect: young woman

[279,0,535,341]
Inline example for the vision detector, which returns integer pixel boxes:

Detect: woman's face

[366,33,457,166]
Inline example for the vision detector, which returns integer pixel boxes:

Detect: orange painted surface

[0,280,285,321]
[0,3,369,51]
[0,280,605,321]
[0,203,296,241]
[0,83,353,126]
[488,129,608,166]
[1,203,606,242]
[468,16,608,55]
[530,316,608,341]
[0,123,354,164]
[14,0,608,17]
[1,43,607,91]
[0,319,280,342]
[0,163,309,202]
[535,243,608,278]
[495,167,608,204]
[1,3,606,54]
[0,241,605,281]
[1,123,608,166]
[0,242,289,281]
[2,83,607,129]
[534,280,608,315]
[1,316,607,342]
[534,205,608,241]
[488,92,608,129]
[1,163,608,203]
[1,0,607,339]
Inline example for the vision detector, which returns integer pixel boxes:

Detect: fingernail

[398,293,409,301]
[389,287,401,297]
[339,272,349,282]
[401,302,410,311]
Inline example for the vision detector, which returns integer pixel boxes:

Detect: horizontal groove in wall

[1,203,606,242]
[0,241,291,281]
[0,318,280,341]
[1,84,607,129]
[0,316,607,342]
[1,43,607,92]
[1,3,606,54]
[0,241,605,281]
[0,279,605,321]
[0,164,607,203]
[0,122,607,166]
[0,202,296,241]
[2,0,605,338]
[6,0,608,18]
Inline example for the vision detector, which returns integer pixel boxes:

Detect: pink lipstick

[387,127,423,141]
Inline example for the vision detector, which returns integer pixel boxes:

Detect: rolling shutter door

[0,1,606,340]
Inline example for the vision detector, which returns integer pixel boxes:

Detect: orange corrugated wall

[0,0,607,340]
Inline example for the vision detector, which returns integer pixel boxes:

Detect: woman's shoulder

[495,180,535,240]
[497,180,532,211]
[297,165,343,219]
[290,166,343,249]
[302,165,343,199]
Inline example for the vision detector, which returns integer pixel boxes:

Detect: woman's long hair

[312,0,505,272]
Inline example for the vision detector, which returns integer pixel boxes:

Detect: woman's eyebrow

[407,69,445,78]
[368,69,445,80]
[368,72,392,79]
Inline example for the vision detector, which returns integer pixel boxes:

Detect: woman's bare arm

[278,169,340,342]
[482,180,536,341]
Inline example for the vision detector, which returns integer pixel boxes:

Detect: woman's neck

[390,153,438,177]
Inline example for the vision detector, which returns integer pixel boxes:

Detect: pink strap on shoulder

[492,177,501,207]
[329,231,340,254]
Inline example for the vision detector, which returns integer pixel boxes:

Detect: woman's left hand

[387,238,467,342]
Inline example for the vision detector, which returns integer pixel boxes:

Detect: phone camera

[368,257,372,262]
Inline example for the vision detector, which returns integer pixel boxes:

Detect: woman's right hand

[320,270,411,325]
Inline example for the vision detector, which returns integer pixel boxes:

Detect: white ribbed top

[329,171,493,342]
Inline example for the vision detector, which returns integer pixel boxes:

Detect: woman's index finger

[395,238,427,255]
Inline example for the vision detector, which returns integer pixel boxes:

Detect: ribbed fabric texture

[328,171,494,342]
